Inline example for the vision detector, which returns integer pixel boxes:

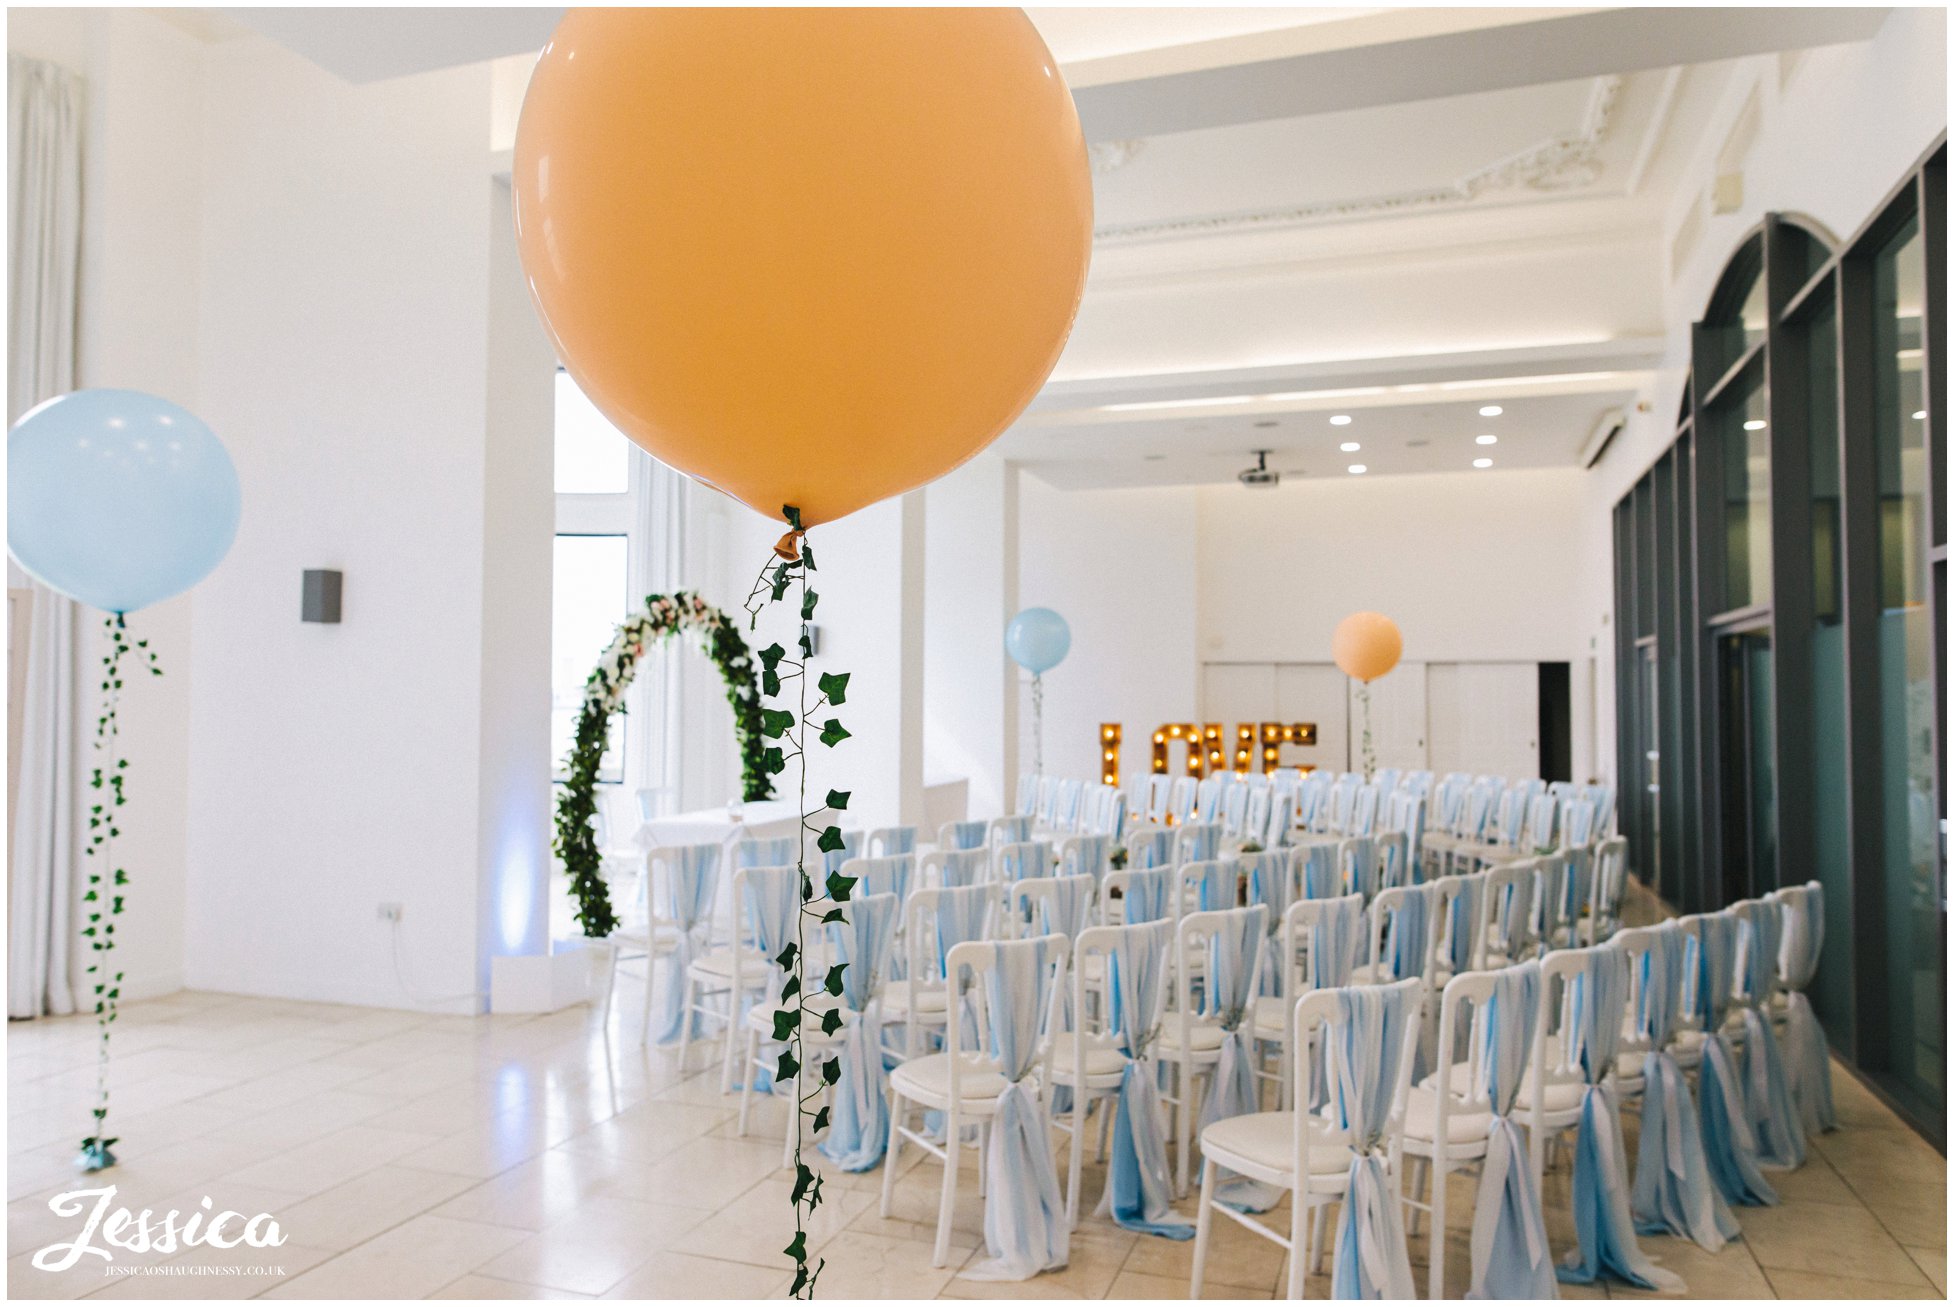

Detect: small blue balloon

[1006,607,1071,675]
[8,389,240,613]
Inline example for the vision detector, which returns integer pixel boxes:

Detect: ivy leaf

[775,941,798,971]
[826,788,851,811]
[800,543,817,572]
[799,628,814,658]
[775,1050,800,1083]
[816,825,846,854]
[772,1009,798,1042]
[811,1104,832,1133]
[783,504,804,531]
[819,1008,844,1036]
[824,961,848,996]
[784,1229,808,1262]
[762,668,781,697]
[770,564,791,602]
[780,974,801,1002]
[791,1162,816,1204]
[817,671,849,706]
[790,1264,810,1297]
[758,642,786,669]
[821,908,847,923]
[819,719,851,747]
[801,589,820,621]
[821,1057,843,1086]
[761,708,795,739]
[762,747,786,775]
[824,871,857,903]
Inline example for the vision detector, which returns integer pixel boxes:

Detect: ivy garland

[742,506,855,1300]
[80,613,162,1171]
[553,591,772,939]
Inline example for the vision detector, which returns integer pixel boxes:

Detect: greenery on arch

[553,591,772,938]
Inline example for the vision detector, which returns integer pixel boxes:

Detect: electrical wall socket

[377,902,404,923]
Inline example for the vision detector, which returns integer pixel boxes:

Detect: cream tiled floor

[8,990,1944,1299]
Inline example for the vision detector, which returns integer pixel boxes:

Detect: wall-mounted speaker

[302,570,343,624]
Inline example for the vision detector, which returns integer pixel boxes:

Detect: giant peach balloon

[513,9,1093,528]
[1333,612,1403,683]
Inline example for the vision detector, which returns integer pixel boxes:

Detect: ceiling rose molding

[1089,138,1148,174]
[1094,74,1623,245]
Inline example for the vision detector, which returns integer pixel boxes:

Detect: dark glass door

[1717,627,1777,903]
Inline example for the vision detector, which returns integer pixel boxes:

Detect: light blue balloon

[8,389,241,613]
[1006,607,1071,675]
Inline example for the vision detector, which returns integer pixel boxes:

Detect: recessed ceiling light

[1914,410,1927,420]
[1473,457,1493,469]
[1479,405,1503,417]
[1476,434,1498,446]
[1743,419,1766,430]
[1253,419,1279,429]
[1339,441,1361,452]
[1329,414,1353,426]
[1406,439,1430,448]
[1347,463,1367,475]
[1143,454,1166,461]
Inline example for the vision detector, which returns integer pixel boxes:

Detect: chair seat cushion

[1250,994,1291,1039]
[890,1051,1009,1106]
[1403,1085,1495,1145]
[1044,1047,1128,1085]
[1433,1062,1587,1114]
[880,985,949,1018]
[1200,1111,1353,1178]
[1156,1021,1227,1055]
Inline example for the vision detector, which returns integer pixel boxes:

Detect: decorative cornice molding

[1094,75,1625,245]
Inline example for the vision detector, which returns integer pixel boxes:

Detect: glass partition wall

[1614,140,1947,1141]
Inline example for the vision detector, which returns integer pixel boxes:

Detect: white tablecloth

[638,799,805,850]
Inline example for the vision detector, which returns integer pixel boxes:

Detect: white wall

[923,454,1016,821]
[1018,477,1200,790]
[182,38,501,1010]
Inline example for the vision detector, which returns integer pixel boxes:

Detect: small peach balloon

[1332,612,1402,682]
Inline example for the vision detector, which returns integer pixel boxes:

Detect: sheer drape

[8,52,84,1020]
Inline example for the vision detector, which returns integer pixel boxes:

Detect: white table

[638,799,807,850]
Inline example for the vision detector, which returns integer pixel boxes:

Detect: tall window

[552,371,642,788]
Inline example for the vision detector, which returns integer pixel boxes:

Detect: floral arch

[553,591,771,937]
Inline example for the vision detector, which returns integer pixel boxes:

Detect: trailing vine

[79,613,161,1171]
[553,592,772,938]
[743,506,854,1300]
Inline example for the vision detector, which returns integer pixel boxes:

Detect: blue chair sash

[1036,874,1095,939]
[732,867,800,1093]
[1327,984,1417,1299]
[1779,892,1837,1135]
[1188,860,1234,912]
[1299,843,1340,899]
[1631,926,1739,1251]
[936,847,990,889]
[1105,921,1192,1239]
[817,892,899,1173]
[1342,839,1380,902]
[1128,828,1174,870]
[993,814,1034,845]
[998,841,1053,882]
[1061,834,1112,882]
[653,844,722,1044]
[1444,876,1485,973]
[853,854,914,905]
[960,937,1069,1281]
[1466,962,1556,1300]
[1556,948,1682,1290]
[737,834,798,869]
[1686,916,1778,1207]
[1118,867,1174,925]
[1382,884,1437,982]
[1737,902,1804,1169]
[943,820,988,851]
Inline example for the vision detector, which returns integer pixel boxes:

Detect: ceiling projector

[1238,450,1280,488]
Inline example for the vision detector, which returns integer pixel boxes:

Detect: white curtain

[8,53,84,1019]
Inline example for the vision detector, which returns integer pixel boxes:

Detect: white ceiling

[191,6,1897,490]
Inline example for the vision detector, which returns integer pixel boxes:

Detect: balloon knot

[773,530,804,562]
